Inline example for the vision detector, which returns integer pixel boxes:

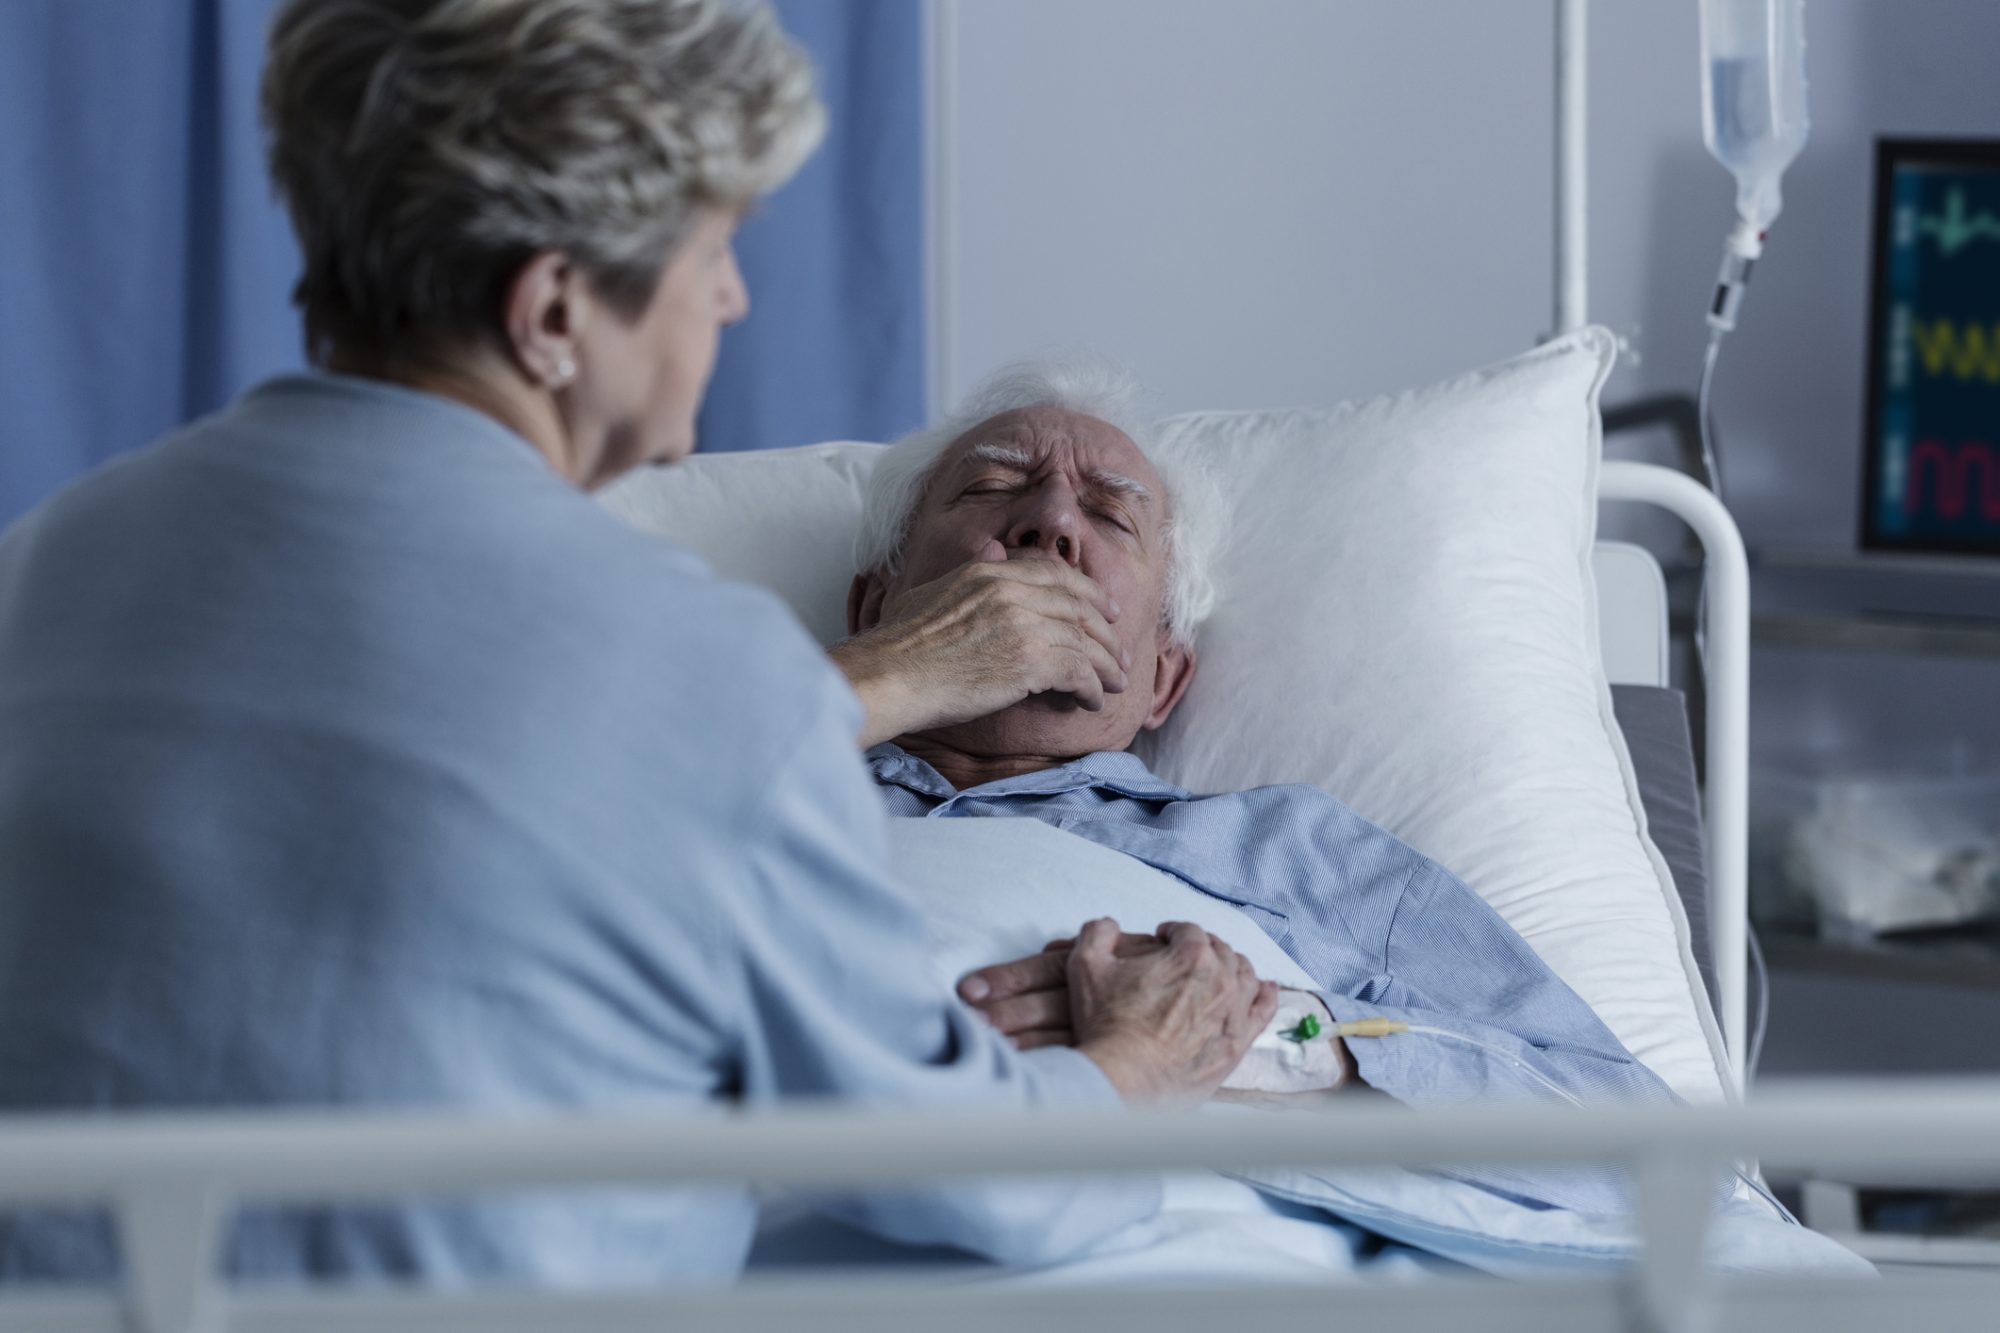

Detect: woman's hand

[960,919,1278,1106]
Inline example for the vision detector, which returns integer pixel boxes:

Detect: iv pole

[1555,0,1589,335]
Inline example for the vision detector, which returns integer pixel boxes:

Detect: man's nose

[1006,494,1084,566]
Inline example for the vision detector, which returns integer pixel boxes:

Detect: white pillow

[1135,329,1726,1104]
[597,328,1730,1106]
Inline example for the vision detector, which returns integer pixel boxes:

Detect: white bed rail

[1599,461,1751,1094]
[2,1082,1998,1333]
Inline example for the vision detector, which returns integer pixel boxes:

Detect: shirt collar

[865,743,1189,804]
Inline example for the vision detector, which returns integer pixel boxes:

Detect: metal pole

[923,0,959,420]
[1554,0,1589,334]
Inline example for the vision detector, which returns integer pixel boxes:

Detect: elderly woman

[0,0,1273,1286]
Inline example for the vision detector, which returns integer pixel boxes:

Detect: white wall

[935,0,2000,763]
[939,0,1554,416]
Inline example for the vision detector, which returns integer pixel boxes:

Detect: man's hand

[830,543,1131,748]
[961,919,1278,1105]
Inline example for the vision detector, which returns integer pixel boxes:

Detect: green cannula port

[1283,1013,1322,1042]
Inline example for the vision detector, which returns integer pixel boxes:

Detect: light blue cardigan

[0,374,1149,1284]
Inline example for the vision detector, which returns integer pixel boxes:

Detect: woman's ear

[848,572,890,636]
[1141,637,1197,732]
[502,249,586,388]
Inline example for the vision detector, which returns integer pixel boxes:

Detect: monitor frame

[1857,135,2000,558]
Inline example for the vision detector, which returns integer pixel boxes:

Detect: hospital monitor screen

[1860,138,2000,556]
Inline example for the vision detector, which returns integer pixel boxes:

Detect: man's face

[857,406,1195,758]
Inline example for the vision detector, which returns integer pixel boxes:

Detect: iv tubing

[1692,259,1773,1094]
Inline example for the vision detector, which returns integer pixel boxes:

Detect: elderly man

[829,361,1684,1218]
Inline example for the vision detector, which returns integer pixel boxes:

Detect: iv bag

[1700,0,1810,239]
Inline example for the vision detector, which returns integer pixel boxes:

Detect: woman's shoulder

[558,511,854,728]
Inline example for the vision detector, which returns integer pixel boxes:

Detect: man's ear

[848,572,891,636]
[1141,635,1197,732]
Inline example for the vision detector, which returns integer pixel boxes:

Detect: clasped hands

[959,920,1357,1105]
[957,918,1277,1103]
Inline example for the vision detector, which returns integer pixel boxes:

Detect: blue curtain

[0,0,300,530]
[700,0,925,455]
[0,0,923,529]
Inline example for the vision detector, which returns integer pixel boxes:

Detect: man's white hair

[854,358,1224,649]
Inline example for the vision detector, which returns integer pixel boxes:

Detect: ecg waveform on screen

[1910,319,2000,383]
[1917,187,2000,257]
[1902,440,2000,521]
[1870,153,2000,549]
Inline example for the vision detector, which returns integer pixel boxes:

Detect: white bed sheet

[747,818,1866,1283]
[903,817,1318,997]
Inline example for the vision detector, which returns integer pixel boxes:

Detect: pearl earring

[553,357,576,387]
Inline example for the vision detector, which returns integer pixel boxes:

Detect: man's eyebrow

[966,441,1033,469]
[1086,469,1154,506]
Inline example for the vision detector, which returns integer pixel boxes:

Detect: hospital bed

[4,439,1998,1333]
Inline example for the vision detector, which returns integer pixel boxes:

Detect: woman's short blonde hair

[261,0,823,364]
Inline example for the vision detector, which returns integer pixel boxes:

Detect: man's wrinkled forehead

[936,408,1160,509]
